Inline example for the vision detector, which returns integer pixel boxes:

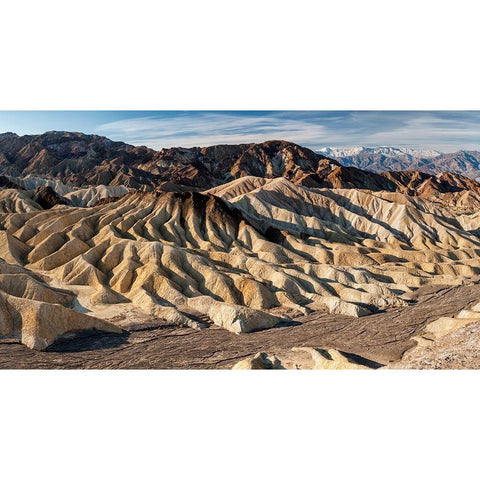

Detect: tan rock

[187,296,284,333]
[0,291,121,350]
[232,352,282,369]
[232,347,376,370]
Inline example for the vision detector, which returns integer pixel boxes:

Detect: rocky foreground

[1,283,480,369]
[2,134,480,368]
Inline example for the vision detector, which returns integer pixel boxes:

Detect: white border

[1,370,479,479]
[1,1,480,479]
[1,1,480,110]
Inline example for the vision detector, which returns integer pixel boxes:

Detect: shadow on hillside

[45,330,130,353]
[264,318,303,331]
[339,350,385,369]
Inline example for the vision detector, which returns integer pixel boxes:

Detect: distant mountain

[0,131,161,189]
[318,146,480,181]
[429,151,480,180]
[319,146,441,160]
[0,131,450,196]
[0,132,336,190]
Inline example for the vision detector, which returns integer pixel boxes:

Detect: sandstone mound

[206,176,269,200]
[6,174,131,208]
[0,189,42,213]
[11,174,78,196]
[0,259,121,349]
[186,296,285,333]
[232,352,283,369]
[232,347,380,369]
[0,291,122,350]
[63,185,130,207]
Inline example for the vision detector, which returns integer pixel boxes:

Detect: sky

[0,111,479,153]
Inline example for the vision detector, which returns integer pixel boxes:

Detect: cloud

[95,111,480,152]
[362,113,480,151]
[96,112,334,149]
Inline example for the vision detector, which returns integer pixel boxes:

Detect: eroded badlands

[2,134,480,368]
[1,174,480,358]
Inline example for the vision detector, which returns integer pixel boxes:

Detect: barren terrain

[2,283,480,369]
[2,133,480,368]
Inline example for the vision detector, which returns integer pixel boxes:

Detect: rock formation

[232,348,379,369]
[0,259,121,349]
[32,186,69,209]
[2,171,480,352]
[2,132,480,366]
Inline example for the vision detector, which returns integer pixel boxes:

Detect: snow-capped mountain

[318,146,480,180]
[318,146,441,159]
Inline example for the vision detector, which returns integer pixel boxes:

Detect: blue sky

[0,111,479,153]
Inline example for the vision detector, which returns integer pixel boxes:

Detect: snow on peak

[318,146,441,159]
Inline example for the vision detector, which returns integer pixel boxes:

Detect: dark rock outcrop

[32,186,69,209]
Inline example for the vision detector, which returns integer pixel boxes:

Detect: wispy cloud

[96,112,333,149]
[362,113,480,151]
[95,111,480,152]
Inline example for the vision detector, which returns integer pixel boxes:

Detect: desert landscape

[1,130,480,368]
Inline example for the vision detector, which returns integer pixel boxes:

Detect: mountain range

[3,132,480,209]
[0,131,337,190]
[319,146,480,180]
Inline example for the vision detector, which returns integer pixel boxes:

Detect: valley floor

[2,283,480,369]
